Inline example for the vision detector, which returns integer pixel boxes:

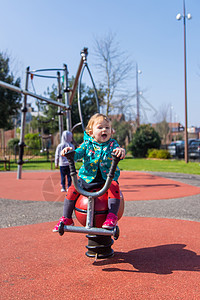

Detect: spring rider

[58,150,124,259]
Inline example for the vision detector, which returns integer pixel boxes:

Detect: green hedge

[147,149,171,159]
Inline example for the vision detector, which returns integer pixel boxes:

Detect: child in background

[53,113,125,232]
[55,130,75,192]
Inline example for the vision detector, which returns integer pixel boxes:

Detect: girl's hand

[61,147,73,156]
[113,147,126,159]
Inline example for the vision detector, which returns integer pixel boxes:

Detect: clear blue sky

[1,0,200,127]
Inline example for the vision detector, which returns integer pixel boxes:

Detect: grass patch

[118,158,200,175]
[1,158,200,175]
[0,160,83,172]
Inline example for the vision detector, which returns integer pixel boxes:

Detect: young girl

[54,130,75,192]
[53,113,125,232]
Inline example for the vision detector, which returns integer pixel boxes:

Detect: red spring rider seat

[75,190,124,228]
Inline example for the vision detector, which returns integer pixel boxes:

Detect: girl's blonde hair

[85,113,111,135]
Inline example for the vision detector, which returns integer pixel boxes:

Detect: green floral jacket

[74,132,121,183]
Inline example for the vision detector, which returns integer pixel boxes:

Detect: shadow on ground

[94,244,200,275]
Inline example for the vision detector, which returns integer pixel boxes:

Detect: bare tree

[155,104,170,144]
[93,32,133,115]
[156,103,171,123]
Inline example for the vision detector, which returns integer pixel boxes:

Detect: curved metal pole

[85,63,100,112]
[29,68,65,79]
[69,48,88,106]
[30,68,64,72]
[78,64,86,131]
[72,175,113,198]
[77,62,100,131]
[71,122,82,133]
[29,74,58,79]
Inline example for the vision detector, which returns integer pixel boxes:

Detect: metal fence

[0,147,54,164]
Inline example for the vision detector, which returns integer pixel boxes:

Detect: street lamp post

[170,105,173,143]
[136,63,142,128]
[176,0,191,163]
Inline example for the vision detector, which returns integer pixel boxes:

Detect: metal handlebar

[65,150,121,198]
[58,150,121,239]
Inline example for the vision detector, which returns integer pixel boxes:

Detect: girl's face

[90,117,112,143]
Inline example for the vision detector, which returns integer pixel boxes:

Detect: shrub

[147,149,171,159]
[147,149,158,158]
[7,138,20,154]
[24,133,41,149]
[7,138,19,148]
[128,124,161,158]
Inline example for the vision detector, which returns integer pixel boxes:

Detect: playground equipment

[77,52,99,131]
[0,48,99,179]
[29,66,71,136]
[57,150,124,259]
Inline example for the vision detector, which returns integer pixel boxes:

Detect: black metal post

[17,66,29,179]
[63,64,72,131]
[57,71,64,142]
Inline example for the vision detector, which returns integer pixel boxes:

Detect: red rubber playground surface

[1,171,200,299]
[0,171,199,202]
